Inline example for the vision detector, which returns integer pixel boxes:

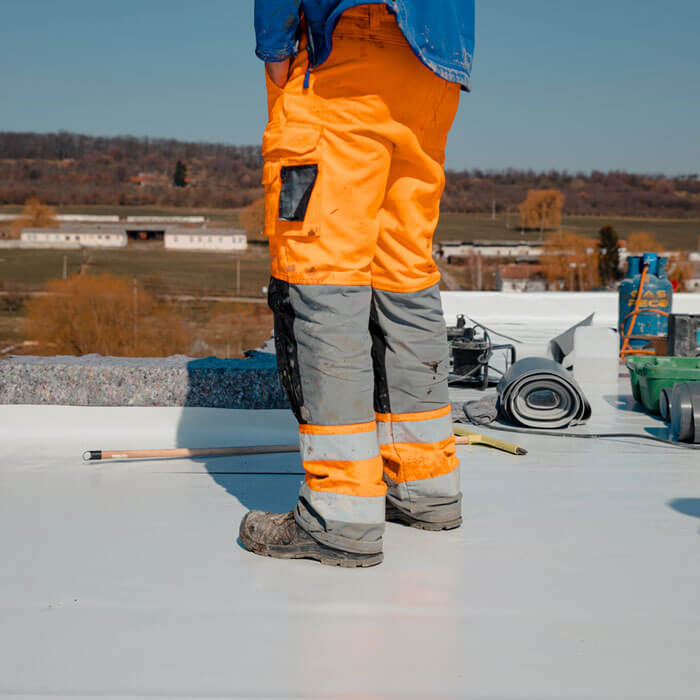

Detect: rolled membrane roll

[659,386,673,423]
[670,382,700,443]
[498,357,592,429]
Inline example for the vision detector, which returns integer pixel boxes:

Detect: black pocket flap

[279,164,318,222]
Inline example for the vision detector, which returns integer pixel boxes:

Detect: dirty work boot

[239,511,383,568]
[385,501,462,531]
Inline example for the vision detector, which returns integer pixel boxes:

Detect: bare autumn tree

[239,197,265,238]
[597,224,620,287]
[10,197,58,238]
[627,231,663,253]
[518,189,565,231]
[540,231,599,291]
[26,274,189,356]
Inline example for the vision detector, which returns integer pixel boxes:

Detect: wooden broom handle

[83,444,300,461]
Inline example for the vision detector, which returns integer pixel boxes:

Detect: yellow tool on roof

[453,426,527,456]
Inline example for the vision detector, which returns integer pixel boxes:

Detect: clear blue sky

[1,0,699,174]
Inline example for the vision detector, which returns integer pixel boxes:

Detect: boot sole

[239,530,383,568]
[385,503,462,531]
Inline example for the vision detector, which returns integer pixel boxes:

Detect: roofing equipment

[619,254,672,357]
[626,356,700,415]
[660,386,673,423]
[549,313,594,365]
[670,382,700,443]
[447,315,516,388]
[497,357,592,429]
[668,314,700,357]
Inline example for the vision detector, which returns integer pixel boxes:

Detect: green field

[435,212,700,250]
[0,245,273,354]
[0,246,270,296]
[0,245,275,355]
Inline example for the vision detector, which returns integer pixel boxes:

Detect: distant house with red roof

[497,264,547,292]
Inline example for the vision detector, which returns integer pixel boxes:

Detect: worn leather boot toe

[239,510,383,568]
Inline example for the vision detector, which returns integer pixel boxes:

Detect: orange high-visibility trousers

[263,5,461,554]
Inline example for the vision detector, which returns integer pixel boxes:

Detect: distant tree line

[443,168,700,218]
[0,131,263,209]
[1,130,699,217]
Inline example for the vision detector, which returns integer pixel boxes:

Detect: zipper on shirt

[303,21,315,89]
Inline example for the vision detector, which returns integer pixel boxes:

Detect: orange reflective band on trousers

[298,421,386,498]
[298,411,457,498]
[375,405,459,485]
[262,4,461,293]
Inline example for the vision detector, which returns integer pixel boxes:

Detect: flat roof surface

[2,314,700,698]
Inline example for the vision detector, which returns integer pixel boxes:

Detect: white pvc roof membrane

[2,293,700,699]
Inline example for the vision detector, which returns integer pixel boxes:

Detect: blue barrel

[619,253,673,349]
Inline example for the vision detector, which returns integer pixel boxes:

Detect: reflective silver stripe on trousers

[288,284,375,425]
[376,411,452,446]
[295,483,385,554]
[299,429,380,462]
[384,470,462,523]
[371,285,450,414]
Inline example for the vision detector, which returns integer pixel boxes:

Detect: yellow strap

[453,426,527,456]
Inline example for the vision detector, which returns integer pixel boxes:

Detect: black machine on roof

[447,314,516,390]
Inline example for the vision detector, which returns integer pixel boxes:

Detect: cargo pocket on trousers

[279,164,318,221]
[261,125,323,239]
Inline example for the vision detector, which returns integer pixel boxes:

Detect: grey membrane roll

[670,382,700,443]
[659,387,673,423]
[497,357,592,429]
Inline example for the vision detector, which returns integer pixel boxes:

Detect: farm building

[164,230,247,252]
[127,215,205,224]
[18,223,247,252]
[437,240,547,262]
[21,227,127,248]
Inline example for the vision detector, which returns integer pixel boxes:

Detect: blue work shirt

[254,0,475,90]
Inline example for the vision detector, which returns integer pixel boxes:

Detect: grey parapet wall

[0,352,289,409]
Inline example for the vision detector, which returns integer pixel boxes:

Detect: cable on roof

[463,316,524,344]
[460,419,700,450]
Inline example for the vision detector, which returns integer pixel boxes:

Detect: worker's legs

[246,4,462,561]
[369,35,463,526]
[268,279,386,554]
[260,13,397,553]
[370,285,461,526]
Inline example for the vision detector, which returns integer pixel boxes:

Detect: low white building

[164,229,247,252]
[55,215,120,223]
[127,216,206,224]
[474,241,546,258]
[18,223,247,252]
[437,239,546,261]
[21,227,127,248]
